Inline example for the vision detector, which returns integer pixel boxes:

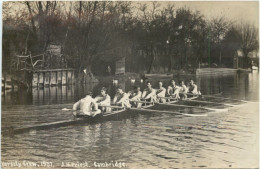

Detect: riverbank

[2,68,254,90]
[96,68,251,81]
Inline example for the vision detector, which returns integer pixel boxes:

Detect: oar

[200,95,256,103]
[157,102,228,112]
[62,108,73,111]
[182,99,238,107]
[130,107,207,117]
[179,92,201,97]
[158,96,178,100]
[62,105,123,111]
[180,92,255,103]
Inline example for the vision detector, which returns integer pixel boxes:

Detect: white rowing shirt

[142,88,156,99]
[128,90,142,100]
[73,95,98,115]
[156,87,166,97]
[167,85,180,95]
[188,84,198,94]
[179,85,188,93]
[95,94,111,106]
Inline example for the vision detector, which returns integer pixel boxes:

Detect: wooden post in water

[50,71,57,86]
[27,69,75,87]
[11,77,14,91]
[3,73,6,92]
[44,87,50,104]
[57,71,62,86]
[67,71,72,84]
[44,71,50,87]
[32,72,39,87]
[71,70,74,84]
[38,72,44,88]
[62,70,67,85]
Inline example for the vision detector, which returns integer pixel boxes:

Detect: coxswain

[95,87,111,112]
[179,80,188,100]
[141,81,156,102]
[113,86,131,108]
[188,80,200,95]
[167,79,180,99]
[73,92,101,117]
[128,86,142,107]
[156,81,166,103]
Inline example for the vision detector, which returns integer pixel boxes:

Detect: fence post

[3,73,6,92]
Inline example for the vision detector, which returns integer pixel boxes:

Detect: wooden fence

[31,69,74,87]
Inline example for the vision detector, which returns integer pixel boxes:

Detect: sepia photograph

[1,1,259,168]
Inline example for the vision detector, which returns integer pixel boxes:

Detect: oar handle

[131,100,154,104]
[158,96,178,100]
[62,108,73,111]
[179,92,201,96]
[99,105,123,108]
[62,105,123,111]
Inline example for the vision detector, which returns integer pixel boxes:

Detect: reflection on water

[1,72,259,168]
[2,72,259,105]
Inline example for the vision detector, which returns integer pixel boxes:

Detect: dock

[196,68,238,76]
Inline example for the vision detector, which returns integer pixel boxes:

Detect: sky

[139,1,259,27]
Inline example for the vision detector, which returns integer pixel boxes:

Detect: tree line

[2,1,259,75]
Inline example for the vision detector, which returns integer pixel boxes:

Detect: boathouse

[16,44,75,87]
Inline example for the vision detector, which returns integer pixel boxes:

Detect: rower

[72,91,101,117]
[156,81,166,103]
[128,86,142,107]
[188,80,200,95]
[167,79,180,99]
[179,80,188,100]
[113,86,131,108]
[95,87,111,112]
[141,81,156,102]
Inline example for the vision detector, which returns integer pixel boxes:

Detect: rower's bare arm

[157,88,166,96]
[112,96,118,104]
[131,95,138,100]
[192,85,198,94]
[141,91,147,98]
[131,92,142,100]
[91,99,99,111]
[184,86,188,93]
[94,96,102,102]
[173,88,180,95]
[99,95,110,105]
[167,87,172,95]
[72,101,80,110]
[118,93,129,103]
[145,91,155,99]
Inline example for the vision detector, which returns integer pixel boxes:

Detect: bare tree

[235,23,259,68]
[209,16,231,65]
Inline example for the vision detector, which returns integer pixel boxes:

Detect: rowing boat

[5,92,243,136]
[73,95,209,118]
[4,96,209,136]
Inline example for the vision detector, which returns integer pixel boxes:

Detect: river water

[1,71,259,168]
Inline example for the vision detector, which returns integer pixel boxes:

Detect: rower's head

[190,80,194,85]
[170,79,175,86]
[116,86,123,94]
[146,81,152,89]
[158,81,163,87]
[86,91,93,97]
[101,87,107,96]
[180,80,185,86]
[134,86,140,92]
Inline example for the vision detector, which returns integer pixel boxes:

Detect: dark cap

[117,86,123,90]
[101,87,107,92]
[86,91,93,96]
